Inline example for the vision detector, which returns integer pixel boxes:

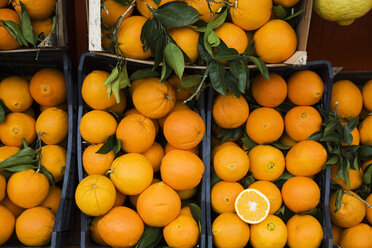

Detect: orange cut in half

[235,189,270,224]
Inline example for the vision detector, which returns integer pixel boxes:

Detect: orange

[0,196,24,217]
[141,142,164,173]
[341,123,360,146]
[36,107,68,145]
[0,76,33,112]
[165,142,199,155]
[168,27,200,63]
[41,186,61,215]
[246,107,284,144]
[110,153,153,195]
[213,144,249,182]
[0,175,5,201]
[0,113,36,147]
[117,16,152,59]
[214,125,242,142]
[280,133,297,147]
[248,181,282,214]
[158,101,191,128]
[75,175,116,216]
[212,141,238,158]
[284,106,322,141]
[274,0,300,7]
[30,68,66,106]
[12,0,56,20]
[331,165,362,190]
[116,113,156,153]
[229,0,272,31]
[282,176,320,213]
[362,159,372,171]
[164,110,205,149]
[90,216,107,246]
[285,140,327,176]
[287,70,324,106]
[213,92,249,129]
[161,149,204,191]
[235,189,270,224]
[163,215,199,248]
[0,9,21,50]
[214,22,249,54]
[132,77,176,119]
[177,187,198,200]
[0,205,15,245]
[124,108,159,134]
[167,74,192,101]
[98,206,144,247]
[330,80,363,119]
[254,19,297,63]
[248,145,285,181]
[23,107,36,118]
[362,79,372,112]
[186,0,225,23]
[212,212,250,248]
[211,181,244,213]
[40,103,68,113]
[101,0,134,27]
[179,205,193,217]
[251,73,287,108]
[79,110,117,144]
[250,215,287,248]
[286,215,323,248]
[136,0,179,18]
[359,115,372,145]
[16,207,55,246]
[7,169,49,209]
[340,223,372,248]
[128,178,161,208]
[329,191,366,228]
[81,70,117,110]
[0,0,8,7]
[82,143,115,175]
[40,145,66,183]
[31,17,53,36]
[0,146,20,163]
[113,189,126,207]
[366,193,372,225]
[137,182,181,227]
[108,90,127,113]
[331,224,344,247]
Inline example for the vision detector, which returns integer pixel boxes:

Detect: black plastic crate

[205,61,334,248]
[77,52,207,248]
[0,51,76,248]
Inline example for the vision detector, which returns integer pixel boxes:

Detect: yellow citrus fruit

[30,68,66,107]
[274,0,300,7]
[0,146,20,163]
[359,115,372,145]
[31,17,53,36]
[168,27,200,63]
[109,91,127,113]
[12,0,56,20]
[136,0,179,18]
[141,142,164,173]
[250,215,287,248]
[246,107,284,144]
[41,186,61,215]
[0,0,9,8]
[229,0,272,31]
[7,169,49,209]
[248,145,285,181]
[285,140,327,176]
[214,22,249,54]
[362,79,372,112]
[75,175,116,216]
[0,175,5,201]
[331,224,344,247]
[212,141,238,158]
[186,0,225,23]
[214,144,249,182]
[79,110,117,144]
[286,214,323,248]
[128,178,161,209]
[254,19,297,63]
[287,70,324,106]
[36,107,68,145]
[0,76,33,112]
[235,189,270,224]
[281,176,320,213]
[166,75,192,101]
[82,143,115,175]
[212,212,250,248]
[90,216,107,246]
[163,215,199,248]
[211,181,244,213]
[124,108,159,133]
[366,193,372,225]
[113,189,126,207]
[329,191,366,228]
[330,80,363,118]
[0,205,15,245]
[252,73,287,108]
[0,113,36,147]
[0,9,21,50]
[339,223,372,248]
[177,187,198,200]
[248,181,282,214]
[179,205,193,217]
[341,122,360,146]
[0,196,24,217]
[110,153,153,195]
[40,145,66,183]
[117,16,152,59]
[213,92,249,129]
[158,101,191,128]
[101,0,134,27]
[331,165,363,190]
[280,133,297,147]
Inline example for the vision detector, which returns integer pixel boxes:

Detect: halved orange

[235,189,270,224]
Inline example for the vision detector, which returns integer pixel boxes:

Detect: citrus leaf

[273,143,291,150]
[335,189,343,212]
[0,147,37,169]
[203,26,213,55]
[343,124,353,146]
[40,165,55,186]
[308,131,324,141]
[225,71,240,97]
[284,9,304,21]
[0,104,4,124]
[241,135,257,151]
[326,156,339,165]
[324,120,339,137]
[181,75,202,88]
[272,5,287,19]
[211,172,221,187]
[3,164,37,173]
[96,134,117,154]
[20,1,37,45]
[213,48,240,61]
[111,78,120,104]
[130,69,160,81]
[343,160,351,189]
[247,56,269,80]
[154,0,161,5]
[164,42,184,79]
[208,62,226,96]
[229,60,247,93]
[188,203,201,223]
[113,138,122,154]
[363,164,372,185]
[51,15,57,34]
[242,174,255,188]
[114,0,132,6]
[118,65,130,89]
[210,8,228,29]
[359,145,372,161]
[207,30,220,47]
[154,2,201,27]
[135,226,162,248]
[2,20,28,46]
[104,66,119,86]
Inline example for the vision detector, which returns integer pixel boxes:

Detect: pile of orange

[76,71,205,247]
[211,69,326,248]
[101,0,300,64]
[0,67,68,246]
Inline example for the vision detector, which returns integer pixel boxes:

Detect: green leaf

[225,71,240,97]
[160,58,167,82]
[343,124,353,146]
[208,62,226,96]
[241,135,257,151]
[0,104,4,124]
[135,226,162,248]
[113,138,122,154]
[40,165,55,186]
[51,15,57,34]
[164,42,185,79]
[130,69,160,81]
[203,26,213,55]
[229,60,247,93]
[324,120,339,137]
[284,9,304,21]
[217,127,242,144]
[272,5,287,19]
[274,170,294,182]
[326,156,339,165]
[0,147,37,169]
[211,172,221,187]
[272,143,291,150]
[96,135,117,154]
[363,164,372,185]
[2,20,28,46]
[118,65,131,89]
[154,2,201,27]
[181,75,202,88]
[213,48,240,61]
[307,131,323,141]
[242,174,255,188]
[3,164,37,173]
[154,0,161,5]
[188,203,201,223]
[210,8,228,29]
[114,0,132,6]
[359,146,372,161]
[320,132,343,142]
[247,56,269,80]
[335,189,343,212]
[343,160,351,189]
[207,31,220,47]
[20,1,37,45]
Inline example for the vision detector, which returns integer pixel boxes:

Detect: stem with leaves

[184,70,208,103]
